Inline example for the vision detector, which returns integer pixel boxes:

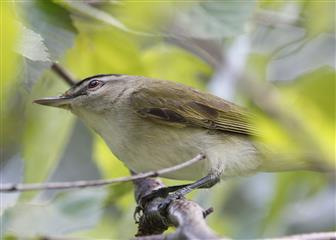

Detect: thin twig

[51,63,76,86]
[0,154,205,192]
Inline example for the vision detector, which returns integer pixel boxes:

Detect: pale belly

[105,124,207,180]
[99,120,261,181]
[78,110,261,181]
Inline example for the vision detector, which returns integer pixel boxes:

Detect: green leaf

[258,0,285,9]
[19,0,76,86]
[281,67,336,166]
[57,0,131,33]
[142,44,212,89]
[284,67,335,122]
[106,1,176,33]
[1,2,22,149]
[2,189,107,238]
[303,1,335,37]
[93,135,133,209]
[0,2,20,104]
[174,0,256,39]
[16,24,50,62]
[21,74,75,199]
[93,135,129,179]
[261,172,328,234]
[21,0,76,59]
[43,121,102,201]
[64,24,144,78]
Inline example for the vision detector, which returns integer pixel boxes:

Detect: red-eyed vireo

[34,74,321,195]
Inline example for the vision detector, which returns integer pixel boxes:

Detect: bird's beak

[33,96,73,108]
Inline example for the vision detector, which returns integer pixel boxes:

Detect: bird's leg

[157,173,220,215]
[139,184,190,207]
[139,174,220,211]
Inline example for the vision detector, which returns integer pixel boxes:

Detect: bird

[34,74,320,199]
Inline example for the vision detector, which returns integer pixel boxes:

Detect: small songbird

[34,74,318,194]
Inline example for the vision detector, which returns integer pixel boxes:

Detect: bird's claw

[139,188,185,217]
[139,187,170,208]
[158,192,184,216]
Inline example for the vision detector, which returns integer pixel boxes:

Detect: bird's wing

[130,80,257,136]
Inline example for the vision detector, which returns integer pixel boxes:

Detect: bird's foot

[157,186,193,216]
[139,184,189,208]
[139,174,220,216]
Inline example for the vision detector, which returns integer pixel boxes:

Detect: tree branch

[0,153,205,192]
[132,175,220,240]
[51,62,76,86]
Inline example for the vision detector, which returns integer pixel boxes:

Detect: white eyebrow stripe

[99,75,120,81]
[89,75,124,83]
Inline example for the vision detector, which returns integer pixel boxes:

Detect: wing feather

[131,79,257,136]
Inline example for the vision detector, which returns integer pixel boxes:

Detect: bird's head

[34,74,140,115]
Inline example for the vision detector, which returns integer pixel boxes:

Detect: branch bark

[51,62,76,86]
[132,176,220,240]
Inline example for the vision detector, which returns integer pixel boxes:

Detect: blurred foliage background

[1,0,335,239]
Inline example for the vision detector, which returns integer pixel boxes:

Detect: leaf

[281,67,336,166]
[286,67,335,122]
[107,1,176,33]
[21,0,76,59]
[268,34,335,82]
[0,2,23,151]
[303,1,335,37]
[0,2,20,103]
[141,44,212,89]
[64,24,144,78]
[173,0,256,39]
[258,0,285,9]
[93,136,129,179]
[58,1,134,33]
[93,135,133,208]
[43,121,101,199]
[261,172,328,234]
[2,189,107,238]
[21,74,75,200]
[0,155,24,211]
[15,24,50,62]
[248,53,335,169]
[18,0,76,86]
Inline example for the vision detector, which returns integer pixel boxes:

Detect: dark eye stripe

[69,87,87,98]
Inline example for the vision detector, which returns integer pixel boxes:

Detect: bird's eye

[87,80,102,90]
